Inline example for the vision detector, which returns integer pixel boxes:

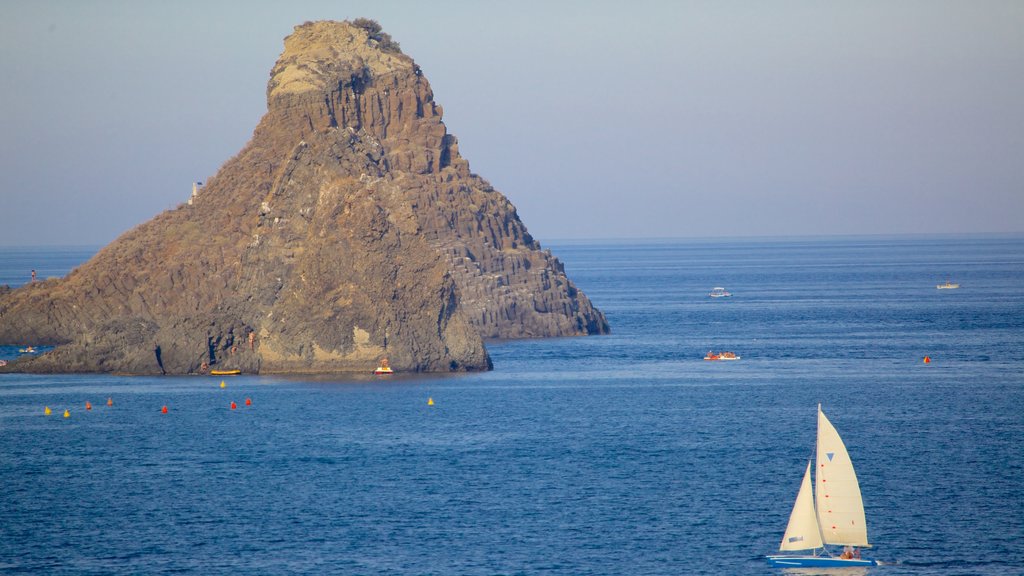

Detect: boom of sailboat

[766,404,878,568]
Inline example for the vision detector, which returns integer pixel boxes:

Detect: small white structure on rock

[188,181,203,205]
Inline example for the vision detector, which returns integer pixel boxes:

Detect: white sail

[779,460,824,551]
[816,405,870,546]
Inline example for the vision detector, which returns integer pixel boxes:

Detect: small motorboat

[18,347,37,354]
[936,281,960,290]
[709,287,731,298]
[210,369,241,375]
[373,358,394,375]
[704,351,740,361]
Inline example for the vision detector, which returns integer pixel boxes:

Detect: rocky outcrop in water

[0,20,607,375]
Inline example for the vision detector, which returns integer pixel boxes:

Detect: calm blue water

[1,236,1022,575]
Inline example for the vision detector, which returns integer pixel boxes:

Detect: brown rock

[0,20,607,375]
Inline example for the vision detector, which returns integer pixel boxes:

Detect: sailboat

[766,405,878,568]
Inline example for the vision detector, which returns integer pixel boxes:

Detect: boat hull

[766,555,877,568]
[210,369,241,375]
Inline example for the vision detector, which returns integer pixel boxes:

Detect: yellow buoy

[427,397,434,406]
[220,381,226,389]
[63,409,70,418]
[44,406,52,416]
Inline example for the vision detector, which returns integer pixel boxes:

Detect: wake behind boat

[766,404,878,568]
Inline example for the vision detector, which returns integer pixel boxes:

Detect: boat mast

[812,403,829,556]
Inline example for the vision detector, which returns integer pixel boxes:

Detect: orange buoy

[230,401,237,410]
[85,401,92,411]
[161,405,168,414]
[244,397,252,406]
[107,397,113,407]
[923,356,931,363]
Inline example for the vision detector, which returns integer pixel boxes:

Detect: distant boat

[936,281,960,290]
[373,358,394,375]
[704,351,740,361]
[709,287,731,298]
[766,405,878,568]
[210,369,241,375]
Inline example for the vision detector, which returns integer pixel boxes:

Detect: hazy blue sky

[1,0,1022,246]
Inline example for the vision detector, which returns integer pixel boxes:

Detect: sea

[1,236,1022,575]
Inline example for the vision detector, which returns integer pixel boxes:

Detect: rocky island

[0,20,608,375]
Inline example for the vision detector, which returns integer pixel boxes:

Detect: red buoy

[85,401,92,411]
[923,356,931,364]
[107,397,113,407]
[245,397,252,406]
[230,401,237,410]
[161,405,168,414]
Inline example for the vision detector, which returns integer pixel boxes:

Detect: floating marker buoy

[85,401,92,411]
[923,356,931,364]
[220,381,226,389]
[245,397,252,406]
[63,409,70,418]
[230,401,237,410]
[427,397,434,406]
[161,405,168,414]
[44,406,52,416]
[107,397,113,407]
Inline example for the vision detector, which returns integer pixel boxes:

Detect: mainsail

[779,461,824,551]
[816,406,870,546]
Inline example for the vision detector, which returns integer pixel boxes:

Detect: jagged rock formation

[0,20,608,375]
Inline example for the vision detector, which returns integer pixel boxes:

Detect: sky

[1,0,1022,246]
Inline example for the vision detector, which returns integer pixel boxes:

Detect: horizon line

[1,231,1022,250]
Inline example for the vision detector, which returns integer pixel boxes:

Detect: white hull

[766,555,876,567]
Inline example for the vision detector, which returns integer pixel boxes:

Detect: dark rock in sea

[0,20,608,375]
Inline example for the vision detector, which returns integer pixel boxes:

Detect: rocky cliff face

[0,20,607,375]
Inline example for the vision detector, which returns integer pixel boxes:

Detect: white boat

[373,357,394,375]
[766,405,878,568]
[709,287,731,298]
[936,281,960,290]
[704,351,740,361]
